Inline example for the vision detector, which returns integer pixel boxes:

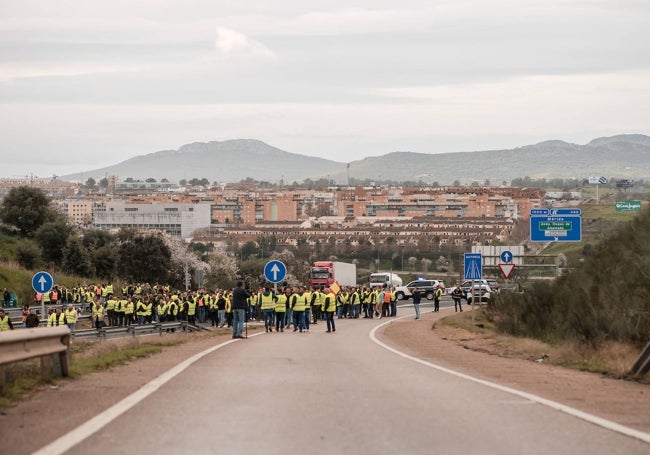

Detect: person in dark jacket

[231,281,251,339]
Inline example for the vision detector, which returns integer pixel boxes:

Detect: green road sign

[538,221,572,230]
[615,201,641,211]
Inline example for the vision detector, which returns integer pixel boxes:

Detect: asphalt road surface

[36,305,649,455]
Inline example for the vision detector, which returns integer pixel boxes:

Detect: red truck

[309,261,357,289]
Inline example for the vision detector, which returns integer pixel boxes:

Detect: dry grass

[439,310,647,381]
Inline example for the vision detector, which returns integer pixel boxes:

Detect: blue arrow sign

[500,250,513,263]
[264,260,287,284]
[530,208,582,242]
[32,271,54,294]
[464,253,482,280]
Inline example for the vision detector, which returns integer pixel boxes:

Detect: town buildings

[0,177,544,244]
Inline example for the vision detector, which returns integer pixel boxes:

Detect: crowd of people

[2,281,414,336]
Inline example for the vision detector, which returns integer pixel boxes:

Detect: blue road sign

[500,250,513,263]
[530,208,582,242]
[464,253,482,280]
[32,271,54,294]
[264,260,287,283]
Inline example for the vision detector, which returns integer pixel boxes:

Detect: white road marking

[370,314,650,445]
[32,333,264,455]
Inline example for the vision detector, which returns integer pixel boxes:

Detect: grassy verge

[439,308,647,382]
[0,330,226,413]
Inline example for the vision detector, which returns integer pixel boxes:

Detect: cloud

[214,27,276,60]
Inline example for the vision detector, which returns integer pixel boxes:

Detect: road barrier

[0,326,71,391]
[630,341,650,377]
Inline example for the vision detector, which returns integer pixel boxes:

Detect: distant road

[36,308,649,455]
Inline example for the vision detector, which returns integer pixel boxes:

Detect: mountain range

[61,134,650,185]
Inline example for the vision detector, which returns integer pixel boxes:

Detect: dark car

[460,279,491,303]
[395,279,445,301]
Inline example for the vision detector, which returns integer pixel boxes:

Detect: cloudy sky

[1,0,649,178]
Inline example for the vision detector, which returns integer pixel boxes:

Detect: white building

[94,202,212,239]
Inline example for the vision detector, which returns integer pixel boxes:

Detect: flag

[330,281,341,295]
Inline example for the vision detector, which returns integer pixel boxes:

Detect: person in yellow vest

[64,304,78,333]
[135,296,147,325]
[303,287,312,332]
[336,288,348,319]
[186,294,197,325]
[390,286,398,317]
[310,287,324,325]
[0,308,13,331]
[143,297,154,324]
[156,298,167,323]
[166,297,177,322]
[323,287,337,332]
[115,295,127,326]
[208,292,219,327]
[124,297,134,326]
[281,286,293,330]
[92,298,105,329]
[105,294,117,326]
[274,287,288,332]
[291,286,308,333]
[48,306,67,327]
[224,291,232,328]
[42,290,51,306]
[259,286,277,332]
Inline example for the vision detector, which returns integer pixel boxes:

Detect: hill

[61,134,650,185]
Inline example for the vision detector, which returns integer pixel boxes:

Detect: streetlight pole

[401,245,404,272]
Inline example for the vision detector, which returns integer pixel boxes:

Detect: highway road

[35,304,650,455]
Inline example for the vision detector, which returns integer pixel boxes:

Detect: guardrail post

[630,341,650,377]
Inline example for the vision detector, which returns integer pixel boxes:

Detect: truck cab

[369,272,403,289]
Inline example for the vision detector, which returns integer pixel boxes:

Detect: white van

[369,272,403,289]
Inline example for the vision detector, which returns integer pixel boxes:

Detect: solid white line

[32,333,264,455]
[369,313,650,445]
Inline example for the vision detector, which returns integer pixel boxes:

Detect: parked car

[486,279,501,294]
[460,279,491,303]
[395,279,445,301]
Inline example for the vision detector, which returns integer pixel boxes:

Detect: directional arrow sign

[264,260,287,284]
[499,263,515,279]
[500,250,513,263]
[32,271,54,294]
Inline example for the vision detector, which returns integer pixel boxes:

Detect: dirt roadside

[1,312,649,454]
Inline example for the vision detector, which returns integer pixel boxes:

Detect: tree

[206,253,239,289]
[99,178,109,188]
[16,239,42,269]
[85,178,97,189]
[92,245,117,280]
[62,236,94,277]
[146,178,157,183]
[0,186,57,236]
[118,231,172,283]
[35,219,72,264]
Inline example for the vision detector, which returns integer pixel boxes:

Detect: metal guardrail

[0,326,71,391]
[72,321,204,341]
[630,342,650,377]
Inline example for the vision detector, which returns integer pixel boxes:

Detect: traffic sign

[499,263,515,279]
[500,250,513,263]
[264,260,287,283]
[616,200,641,211]
[32,271,54,294]
[598,176,607,185]
[464,253,482,280]
[530,208,582,242]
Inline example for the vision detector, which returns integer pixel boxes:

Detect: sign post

[32,271,54,319]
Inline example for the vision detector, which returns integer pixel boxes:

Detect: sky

[1,0,649,179]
